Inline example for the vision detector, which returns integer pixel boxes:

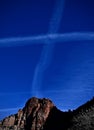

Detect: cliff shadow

[43,107,72,130]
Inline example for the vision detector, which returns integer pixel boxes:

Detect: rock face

[0,97,54,130]
[68,97,94,130]
[0,97,94,130]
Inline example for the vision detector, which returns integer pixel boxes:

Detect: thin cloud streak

[31,0,65,97]
[0,107,19,112]
[0,32,94,47]
[0,92,30,96]
[48,0,65,33]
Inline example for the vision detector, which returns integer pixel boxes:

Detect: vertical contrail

[31,0,65,97]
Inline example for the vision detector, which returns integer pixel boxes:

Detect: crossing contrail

[0,32,94,47]
[31,0,65,97]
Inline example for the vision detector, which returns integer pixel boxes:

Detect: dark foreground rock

[0,97,94,130]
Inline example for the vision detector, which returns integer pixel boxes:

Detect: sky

[0,0,94,119]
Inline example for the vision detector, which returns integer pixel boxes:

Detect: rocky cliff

[0,97,94,130]
[0,97,54,130]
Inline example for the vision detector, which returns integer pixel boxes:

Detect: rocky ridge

[0,97,54,130]
[0,97,94,130]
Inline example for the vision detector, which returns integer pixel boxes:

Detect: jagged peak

[0,97,94,130]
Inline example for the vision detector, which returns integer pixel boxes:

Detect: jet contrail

[0,91,30,96]
[0,107,19,112]
[0,35,48,47]
[31,0,65,97]
[0,32,94,47]
[48,0,65,33]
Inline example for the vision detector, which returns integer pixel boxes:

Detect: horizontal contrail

[0,107,19,112]
[0,91,30,96]
[0,32,94,47]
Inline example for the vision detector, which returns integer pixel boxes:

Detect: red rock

[0,97,94,130]
[0,97,54,130]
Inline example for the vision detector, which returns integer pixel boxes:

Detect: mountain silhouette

[0,97,94,130]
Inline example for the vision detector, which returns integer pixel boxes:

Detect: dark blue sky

[0,0,94,119]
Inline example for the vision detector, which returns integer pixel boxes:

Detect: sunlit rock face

[0,97,54,130]
[0,97,94,130]
[24,97,54,130]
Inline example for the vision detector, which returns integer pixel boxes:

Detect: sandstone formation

[0,97,54,130]
[0,97,94,130]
